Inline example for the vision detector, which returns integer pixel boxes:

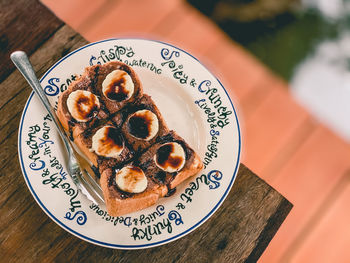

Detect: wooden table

[0,0,292,262]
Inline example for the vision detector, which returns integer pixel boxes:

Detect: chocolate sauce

[105,72,130,101]
[103,127,124,152]
[68,119,76,141]
[156,132,174,144]
[165,187,176,197]
[155,171,166,184]
[90,66,100,94]
[156,132,193,161]
[138,159,152,171]
[76,94,99,120]
[82,128,93,139]
[156,144,183,170]
[98,102,110,119]
[127,111,154,139]
[119,191,134,199]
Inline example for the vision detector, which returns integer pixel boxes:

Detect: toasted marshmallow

[91,126,124,158]
[67,90,100,122]
[154,142,186,173]
[102,70,134,102]
[115,166,147,193]
[127,109,159,141]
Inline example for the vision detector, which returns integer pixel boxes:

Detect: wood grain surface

[0,0,63,83]
[0,0,292,262]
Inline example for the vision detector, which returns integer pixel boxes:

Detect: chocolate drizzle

[127,111,154,139]
[156,143,183,170]
[119,191,134,199]
[137,159,151,171]
[155,171,166,184]
[156,132,192,161]
[58,61,201,208]
[165,186,176,197]
[105,72,130,101]
[75,94,99,120]
[68,119,76,141]
[106,127,124,150]
[90,66,100,94]
[94,126,124,159]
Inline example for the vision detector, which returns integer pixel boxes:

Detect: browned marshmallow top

[154,142,186,173]
[67,90,100,122]
[102,70,134,102]
[115,165,148,193]
[127,109,159,141]
[91,126,124,158]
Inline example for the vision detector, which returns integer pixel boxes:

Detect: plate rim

[17,38,242,249]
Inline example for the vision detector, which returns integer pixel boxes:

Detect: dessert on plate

[57,60,203,216]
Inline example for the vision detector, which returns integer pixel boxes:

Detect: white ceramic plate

[18,39,241,249]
